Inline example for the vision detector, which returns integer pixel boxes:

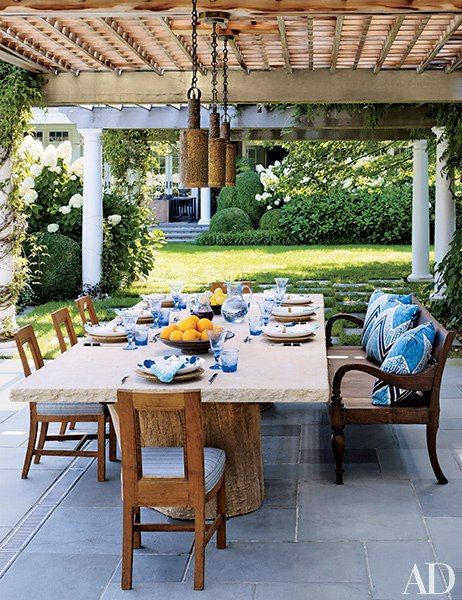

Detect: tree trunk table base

[110,402,264,519]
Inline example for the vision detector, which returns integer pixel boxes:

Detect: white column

[79,128,103,289]
[432,126,456,296]
[408,140,432,282]
[0,157,14,323]
[198,188,211,225]
[165,154,173,195]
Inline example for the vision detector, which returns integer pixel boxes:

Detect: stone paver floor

[0,355,461,599]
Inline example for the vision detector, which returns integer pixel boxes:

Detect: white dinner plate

[272,305,320,318]
[84,323,126,338]
[262,323,319,339]
[138,356,205,375]
[281,293,313,305]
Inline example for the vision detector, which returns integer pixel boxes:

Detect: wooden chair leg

[121,505,134,590]
[22,414,39,479]
[133,507,141,549]
[59,422,67,435]
[97,415,106,482]
[34,422,49,464]
[427,421,448,485]
[331,425,345,485]
[108,417,117,462]
[193,501,206,591]
[216,476,227,549]
[69,421,76,430]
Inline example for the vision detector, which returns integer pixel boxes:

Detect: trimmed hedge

[217,171,264,227]
[196,229,297,246]
[30,232,82,303]
[259,208,282,230]
[209,207,252,234]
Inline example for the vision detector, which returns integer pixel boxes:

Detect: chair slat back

[75,295,99,327]
[117,389,205,507]
[51,307,78,354]
[211,281,252,293]
[14,325,44,377]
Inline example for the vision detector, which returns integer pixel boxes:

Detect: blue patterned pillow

[361,290,413,348]
[372,322,435,406]
[365,300,419,363]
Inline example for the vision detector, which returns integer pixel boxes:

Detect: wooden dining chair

[76,295,99,328]
[210,281,253,293]
[15,324,115,481]
[117,389,227,591]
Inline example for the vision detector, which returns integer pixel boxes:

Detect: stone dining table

[10,294,328,518]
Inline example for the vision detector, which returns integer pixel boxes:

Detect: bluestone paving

[262,435,300,463]
[100,582,255,600]
[262,479,297,507]
[112,554,188,583]
[226,508,296,542]
[413,479,462,517]
[425,518,462,569]
[255,581,370,600]
[378,448,462,480]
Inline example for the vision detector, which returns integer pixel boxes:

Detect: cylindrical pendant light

[207,21,226,188]
[180,0,208,188]
[219,36,236,187]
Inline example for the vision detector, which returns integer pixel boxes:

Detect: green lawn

[18,243,429,358]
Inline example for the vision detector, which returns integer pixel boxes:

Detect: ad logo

[403,563,455,595]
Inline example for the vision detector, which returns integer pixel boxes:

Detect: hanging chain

[222,38,230,123]
[188,0,200,99]
[211,21,219,110]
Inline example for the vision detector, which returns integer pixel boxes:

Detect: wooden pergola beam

[277,16,292,74]
[417,14,462,73]
[446,52,462,71]
[98,17,163,75]
[0,23,78,74]
[43,69,462,104]
[0,42,53,72]
[40,16,122,74]
[157,17,207,75]
[229,37,248,73]
[307,16,314,70]
[395,15,430,69]
[0,1,461,16]
[373,15,405,73]
[353,15,371,68]
[330,15,343,72]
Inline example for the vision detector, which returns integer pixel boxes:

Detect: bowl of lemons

[159,315,233,354]
[210,287,227,315]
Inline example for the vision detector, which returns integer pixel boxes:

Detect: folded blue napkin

[149,355,187,383]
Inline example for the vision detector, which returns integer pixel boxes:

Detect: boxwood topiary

[216,186,237,212]
[216,171,264,227]
[209,207,252,234]
[30,232,82,303]
[259,208,282,230]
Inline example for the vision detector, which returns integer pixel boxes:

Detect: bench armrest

[330,362,437,406]
[325,313,365,348]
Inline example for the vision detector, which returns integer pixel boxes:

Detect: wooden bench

[325,298,456,485]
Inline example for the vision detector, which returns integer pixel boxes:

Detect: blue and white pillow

[361,290,413,348]
[365,300,419,363]
[372,322,435,406]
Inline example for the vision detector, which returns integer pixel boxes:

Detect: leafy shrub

[259,208,282,230]
[196,229,297,246]
[279,186,414,245]
[209,207,252,234]
[216,171,264,227]
[433,227,462,332]
[30,232,81,303]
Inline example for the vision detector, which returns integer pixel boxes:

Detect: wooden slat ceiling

[1,11,462,75]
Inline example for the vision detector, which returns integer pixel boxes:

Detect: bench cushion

[361,290,413,348]
[141,447,225,494]
[36,402,105,416]
[365,301,419,363]
[372,322,436,406]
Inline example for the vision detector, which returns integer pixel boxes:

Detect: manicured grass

[17,243,429,358]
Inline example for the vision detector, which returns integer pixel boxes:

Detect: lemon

[161,324,178,340]
[197,318,214,333]
[201,330,210,341]
[178,316,198,332]
[169,330,184,342]
[183,328,201,341]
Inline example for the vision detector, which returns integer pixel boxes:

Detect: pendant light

[219,35,236,187]
[180,0,208,188]
[207,20,227,188]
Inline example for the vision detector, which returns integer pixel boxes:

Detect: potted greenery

[0,316,18,358]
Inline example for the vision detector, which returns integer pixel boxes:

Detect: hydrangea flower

[59,205,71,214]
[69,193,83,208]
[30,164,42,177]
[23,189,38,205]
[47,223,59,233]
[56,140,72,164]
[69,157,84,178]
[256,164,265,173]
[41,145,57,169]
[107,214,122,226]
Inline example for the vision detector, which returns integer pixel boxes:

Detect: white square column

[408,140,432,282]
[79,128,103,289]
[199,188,211,225]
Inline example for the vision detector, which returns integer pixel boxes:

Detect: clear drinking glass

[121,311,139,351]
[207,329,227,371]
[258,298,275,326]
[273,286,286,306]
[221,349,239,373]
[169,282,185,312]
[158,308,171,327]
[147,295,163,329]
[134,326,149,346]
[248,314,263,336]
[275,277,289,289]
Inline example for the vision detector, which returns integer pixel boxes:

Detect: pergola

[0,0,460,293]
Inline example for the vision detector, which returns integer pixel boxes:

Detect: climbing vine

[0,63,43,339]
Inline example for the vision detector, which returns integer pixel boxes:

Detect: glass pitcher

[221,282,252,324]
[188,291,214,321]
